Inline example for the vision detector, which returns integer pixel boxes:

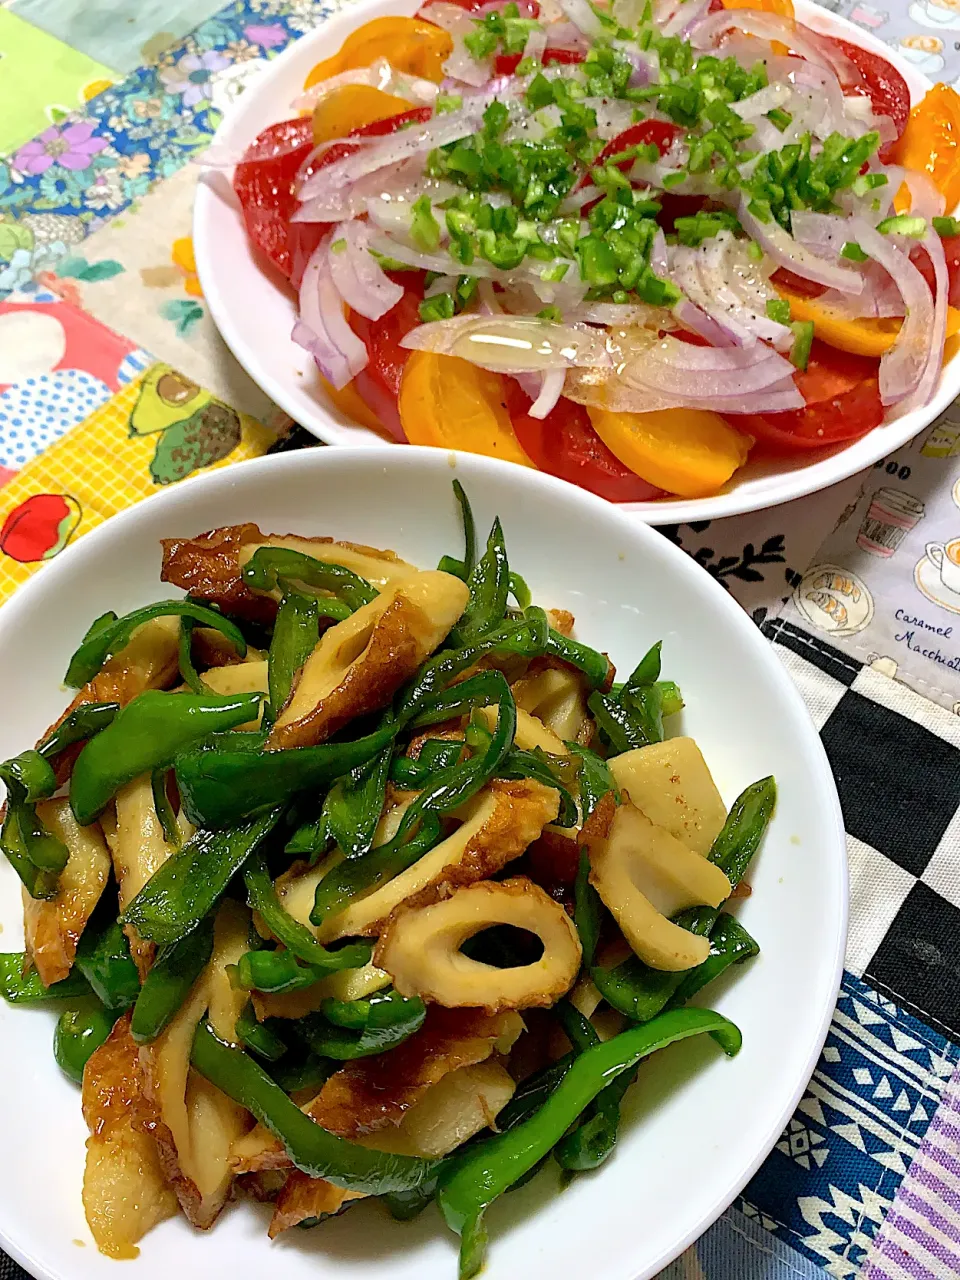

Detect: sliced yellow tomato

[894,83,960,214]
[304,17,453,89]
[399,351,534,466]
[320,375,390,438]
[588,406,752,499]
[312,85,415,144]
[778,290,960,357]
[722,0,794,18]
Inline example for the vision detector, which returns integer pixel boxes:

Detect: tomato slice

[493,45,584,76]
[914,235,960,310]
[234,107,433,289]
[596,119,683,168]
[504,383,664,501]
[348,278,426,442]
[815,34,910,163]
[737,339,884,454]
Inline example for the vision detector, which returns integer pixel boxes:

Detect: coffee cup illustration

[925,539,960,594]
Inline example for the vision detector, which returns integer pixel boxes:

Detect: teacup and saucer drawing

[915,538,960,613]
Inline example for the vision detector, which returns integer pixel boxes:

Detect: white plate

[0,448,846,1280]
[193,2,959,524]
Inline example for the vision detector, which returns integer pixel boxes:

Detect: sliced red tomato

[422,0,539,10]
[736,339,884,454]
[348,277,426,443]
[815,34,910,163]
[596,119,682,169]
[504,382,664,501]
[493,44,584,76]
[913,236,960,310]
[234,107,433,288]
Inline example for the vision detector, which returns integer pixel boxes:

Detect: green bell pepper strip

[390,739,464,788]
[272,1053,338,1095]
[574,849,602,967]
[302,991,426,1060]
[75,918,141,1012]
[233,949,349,994]
[70,690,264,825]
[0,951,90,1003]
[545,629,613,690]
[65,600,246,688]
[451,516,510,645]
[437,1008,742,1279]
[236,1003,287,1061]
[496,1053,575,1132]
[667,913,760,1010]
[0,751,68,898]
[311,673,516,926]
[54,1005,116,1084]
[36,702,119,761]
[555,998,600,1053]
[508,571,532,611]
[177,616,207,694]
[497,745,579,828]
[175,724,396,829]
[553,1065,637,1173]
[121,809,281,946]
[588,640,665,752]
[567,743,616,821]
[268,590,320,720]
[593,777,776,1022]
[322,742,392,860]
[130,917,215,1043]
[658,680,684,718]
[437,479,478,581]
[191,1020,439,1192]
[242,547,376,615]
[243,854,373,972]
[151,770,181,849]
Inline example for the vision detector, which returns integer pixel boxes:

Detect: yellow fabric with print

[0,364,276,605]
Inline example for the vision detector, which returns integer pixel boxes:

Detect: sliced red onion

[672,232,792,349]
[900,169,946,221]
[738,197,864,294]
[649,229,669,278]
[528,368,567,418]
[294,236,368,389]
[571,301,670,327]
[426,2,493,86]
[546,20,589,49]
[565,369,804,413]
[842,92,896,145]
[297,96,507,202]
[847,217,935,405]
[789,62,845,135]
[327,221,404,320]
[730,81,794,121]
[478,280,503,314]
[585,97,636,141]
[559,186,600,214]
[523,25,548,63]
[673,298,739,347]
[790,210,851,256]
[904,229,947,412]
[558,0,604,39]
[691,9,827,60]
[400,315,612,372]
[818,262,905,317]
[623,333,796,398]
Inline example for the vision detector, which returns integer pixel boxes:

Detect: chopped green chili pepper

[121,810,281,946]
[242,547,376,615]
[302,990,427,1060]
[65,600,246,688]
[192,1021,439,1192]
[70,690,264,824]
[175,724,396,828]
[588,641,664,752]
[567,743,616,822]
[236,1003,287,1061]
[667,912,760,1009]
[555,998,600,1053]
[75,917,141,1012]
[233,948,355,994]
[390,738,465,788]
[244,854,373,972]
[497,745,579,827]
[54,1005,116,1084]
[130,916,215,1043]
[322,743,392,859]
[0,750,68,898]
[272,1052,339,1094]
[268,590,320,720]
[658,680,684,718]
[438,1009,742,1279]
[151,769,181,849]
[0,951,90,1003]
[574,849,602,967]
[36,702,119,761]
[593,777,775,1022]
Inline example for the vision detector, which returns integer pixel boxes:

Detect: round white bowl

[0,448,846,1280]
[194,2,957,524]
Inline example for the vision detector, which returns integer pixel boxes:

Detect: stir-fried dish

[228,0,960,501]
[0,484,774,1277]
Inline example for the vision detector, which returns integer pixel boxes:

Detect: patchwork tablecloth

[0,0,959,1277]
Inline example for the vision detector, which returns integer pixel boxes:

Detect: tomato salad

[229,0,960,501]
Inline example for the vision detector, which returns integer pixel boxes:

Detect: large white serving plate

[0,448,846,1280]
[193,0,958,523]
